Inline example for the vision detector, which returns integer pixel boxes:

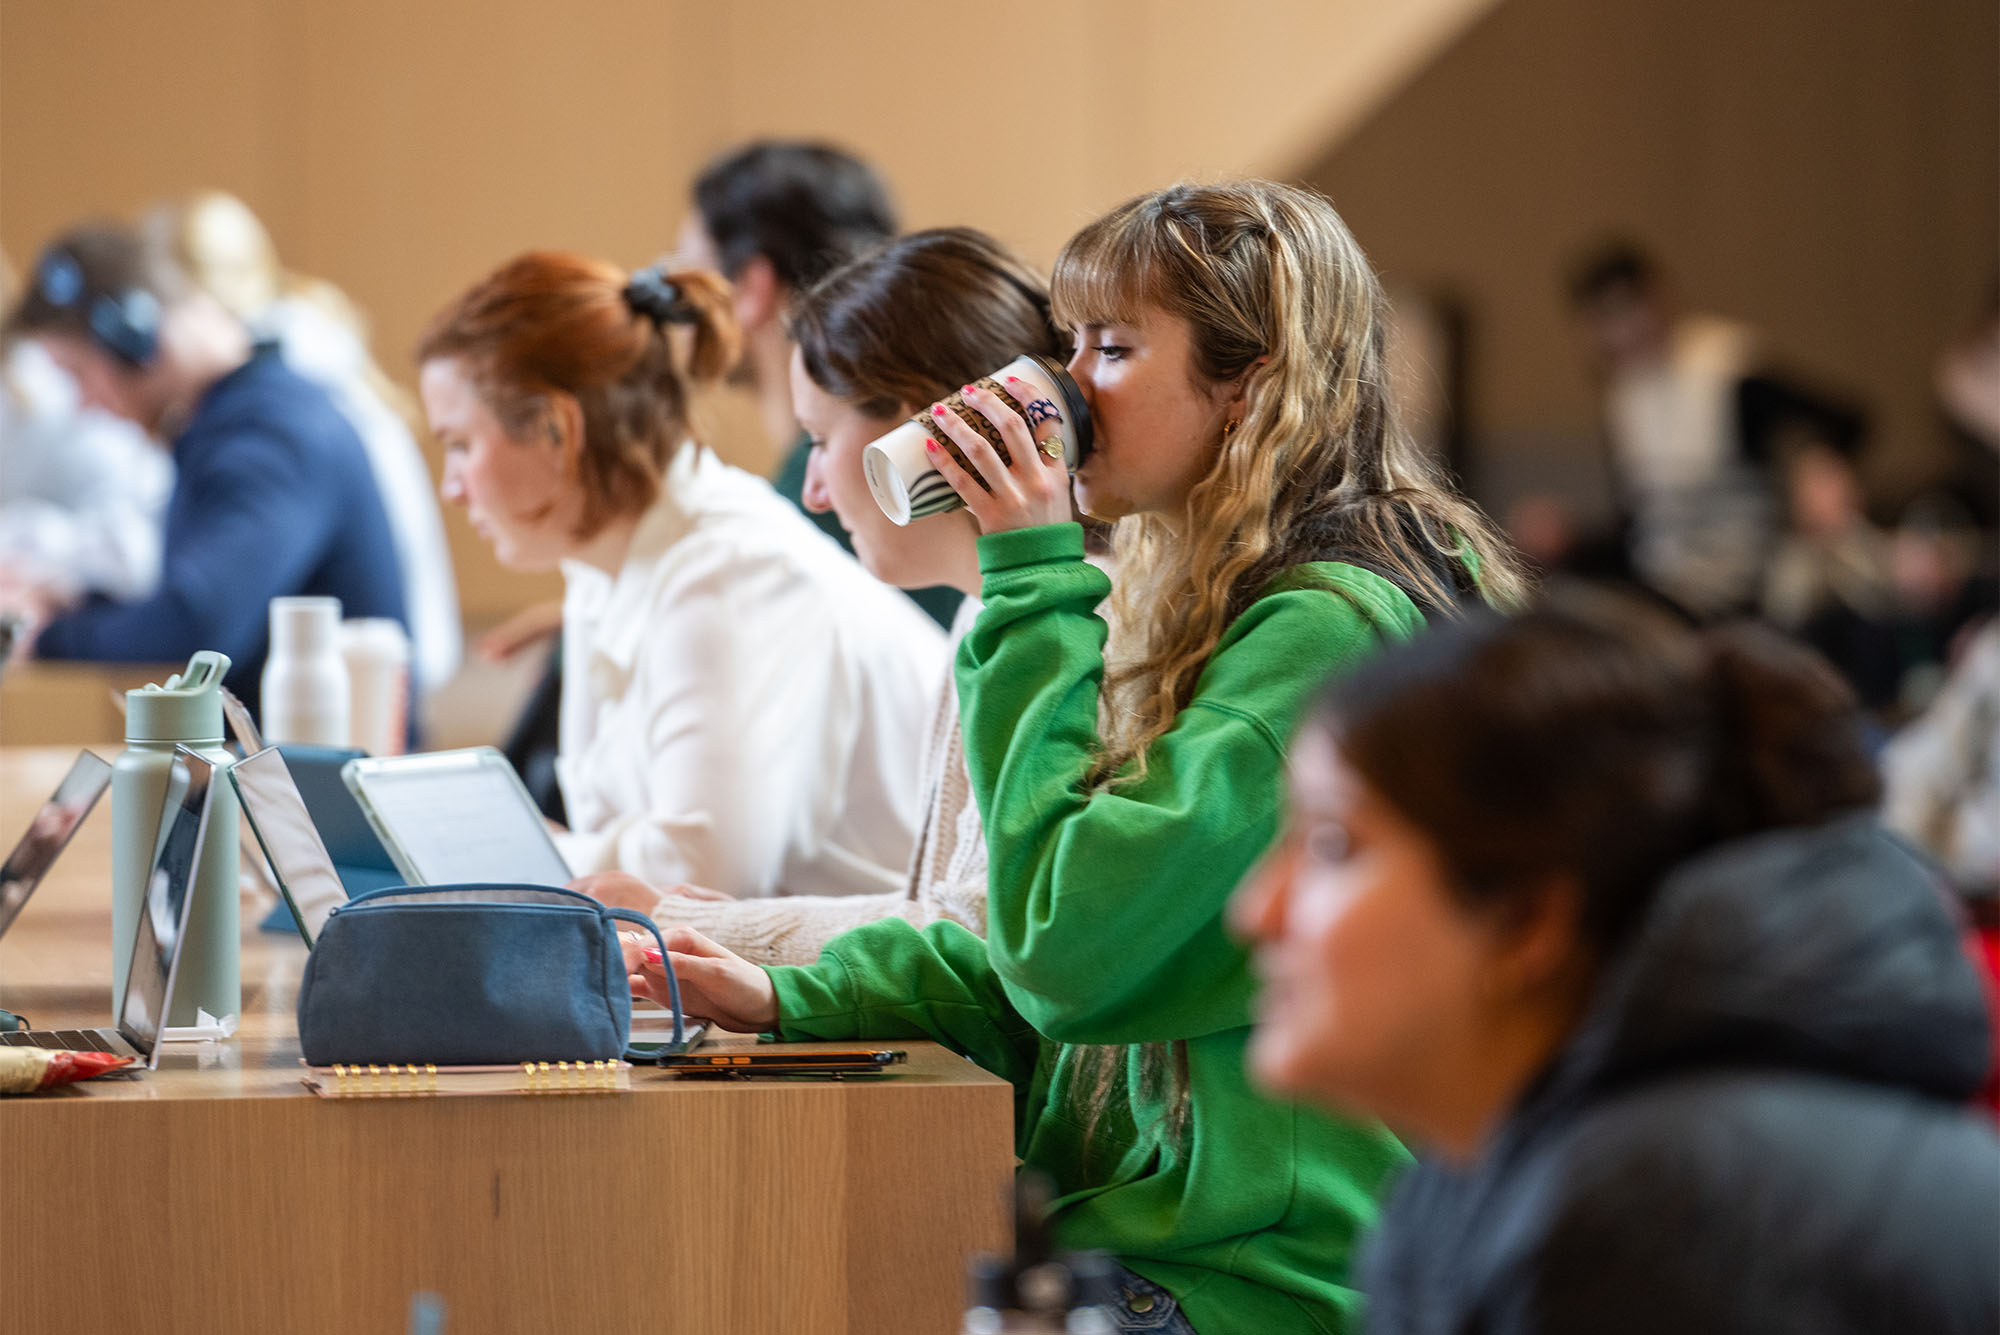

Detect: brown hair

[791,227,1063,416]
[1320,588,1881,958]
[416,252,739,538]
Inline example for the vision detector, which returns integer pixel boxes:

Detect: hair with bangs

[1052,181,1526,786]
[1049,180,1528,1147]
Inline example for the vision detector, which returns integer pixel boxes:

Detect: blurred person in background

[677,139,961,628]
[0,251,173,607]
[417,252,941,899]
[144,190,462,698]
[1235,592,2000,1335]
[0,223,407,717]
[1932,284,1999,529]
[1567,239,1864,620]
[1761,433,1898,707]
[1878,493,1996,717]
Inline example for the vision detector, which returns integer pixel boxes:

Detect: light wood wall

[1304,0,1999,520]
[0,0,1497,623]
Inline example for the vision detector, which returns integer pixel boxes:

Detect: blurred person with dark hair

[1234,591,2000,1335]
[0,223,406,719]
[676,141,967,626]
[145,191,462,697]
[417,252,941,899]
[0,250,172,606]
[680,139,899,456]
[1567,239,1864,620]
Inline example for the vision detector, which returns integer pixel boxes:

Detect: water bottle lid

[269,596,343,654]
[125,651,231,743]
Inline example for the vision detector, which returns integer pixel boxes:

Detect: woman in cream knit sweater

[578,228,1071,964]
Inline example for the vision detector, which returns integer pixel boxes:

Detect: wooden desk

[0,747,1013,1334]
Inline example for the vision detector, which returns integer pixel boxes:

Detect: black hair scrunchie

[622,267,698,326]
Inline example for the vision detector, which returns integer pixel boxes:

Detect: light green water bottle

[111,651,240,1025]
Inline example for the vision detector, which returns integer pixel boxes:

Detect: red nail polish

[963,384,976,394]
[925,440,939,453]
[643,947,662,963]
[933,406,946,416]
[1006,376,1023,384]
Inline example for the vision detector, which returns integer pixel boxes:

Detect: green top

[769,522,1427,1333]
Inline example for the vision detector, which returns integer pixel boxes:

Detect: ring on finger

[1038,433,1064,460]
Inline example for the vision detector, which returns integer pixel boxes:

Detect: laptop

[0,749,112,942]
[0,746,215,1069]
[230,746,354,947]
[342,747,574,888]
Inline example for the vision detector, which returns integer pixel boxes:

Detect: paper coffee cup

[862,353,1093,526]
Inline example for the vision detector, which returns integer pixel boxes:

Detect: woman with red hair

[417,252,942,900]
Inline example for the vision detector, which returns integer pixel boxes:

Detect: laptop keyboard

[0,1028,120,1052]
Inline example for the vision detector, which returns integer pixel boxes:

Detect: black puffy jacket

[1360,816,2000,1335]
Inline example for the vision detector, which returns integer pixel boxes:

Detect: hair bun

[622,267,697,325]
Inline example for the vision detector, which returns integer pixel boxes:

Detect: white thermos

[261,596,350,745]
[341,617,411,757]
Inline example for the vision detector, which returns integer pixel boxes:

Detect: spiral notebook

[301,1059,633,1098]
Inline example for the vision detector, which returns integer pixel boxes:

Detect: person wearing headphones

[0,222,407,719]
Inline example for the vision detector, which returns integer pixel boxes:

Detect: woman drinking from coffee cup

[585,228,1065,962]
[1231,596,2000,1334]
[630,182,1527,1332]
[416,253,943,900]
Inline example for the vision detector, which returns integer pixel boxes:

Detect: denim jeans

[1108,1267,1198,1334]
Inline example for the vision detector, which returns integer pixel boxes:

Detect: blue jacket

[1361,816,2000,1335]
[37,345,408,720]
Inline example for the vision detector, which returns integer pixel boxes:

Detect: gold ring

[1039,435,1064,460]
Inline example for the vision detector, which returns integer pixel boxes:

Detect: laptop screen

[116,751,214,1061]
[232,747,349,946]
[0,750,111,941]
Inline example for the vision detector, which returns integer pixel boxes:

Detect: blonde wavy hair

[1050,180,1528,1142]
[1055,180,1526,783]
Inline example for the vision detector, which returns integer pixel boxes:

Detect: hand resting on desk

[624,926,778,1033]
[571,870,733,913]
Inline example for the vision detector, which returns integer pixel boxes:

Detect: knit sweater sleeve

[646,888,923,967]
[956,523,1422,1047]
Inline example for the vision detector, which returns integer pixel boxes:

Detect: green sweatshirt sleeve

[767,917,1043,1087]
[957,524,1421,1048]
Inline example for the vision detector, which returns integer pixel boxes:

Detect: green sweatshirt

[768,523,1426,1333]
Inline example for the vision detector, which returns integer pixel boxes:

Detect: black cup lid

[1025,354,1093,458]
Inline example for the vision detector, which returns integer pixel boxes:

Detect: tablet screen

[347,751,573,888]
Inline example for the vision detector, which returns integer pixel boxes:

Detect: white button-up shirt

[552,446,945,899]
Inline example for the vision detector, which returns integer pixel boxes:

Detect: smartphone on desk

[658,1048,907,1077]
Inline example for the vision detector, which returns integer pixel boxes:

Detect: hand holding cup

[921,380,1076,534]
[861,354,1092,530]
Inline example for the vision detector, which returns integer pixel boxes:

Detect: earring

[1222,418,1241,443]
